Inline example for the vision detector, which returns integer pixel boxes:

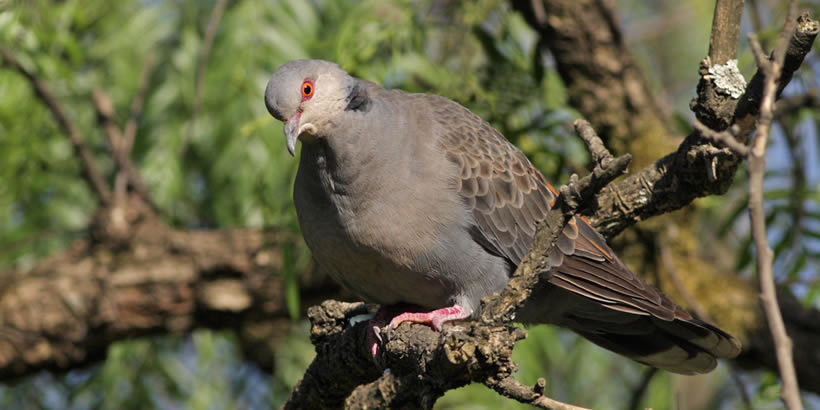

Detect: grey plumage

[264,59,741,374]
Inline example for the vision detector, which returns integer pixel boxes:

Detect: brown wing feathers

[433,95,740,372]
[438,99,677,321]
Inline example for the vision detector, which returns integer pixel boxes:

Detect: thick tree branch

[0,46,112,205]
[512,0,673,155]
[0,203,342,381]
[708,0,746,65]
[693,0,747,128]
[285,301,530,409]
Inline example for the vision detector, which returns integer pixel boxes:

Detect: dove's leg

[389,304,471,331]
[367,307,396,358]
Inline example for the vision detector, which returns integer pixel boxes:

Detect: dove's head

[265,59,363,156]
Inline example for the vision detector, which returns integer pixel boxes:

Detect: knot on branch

[560,120,632,217]
[89,192,158,247]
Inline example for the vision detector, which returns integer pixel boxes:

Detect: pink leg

[389,304,471,331]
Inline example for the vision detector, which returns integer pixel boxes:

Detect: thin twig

[488,376,590,410]
[693,119,749,157]
[627,368,658,410]
[91,89,161,214]
[774,90,819,117]
[729,363,754,410]
[746,0,768,49]
[122,54,156,157]
[746,2,802,409]
[0,46,112,205]
[181,0,230,156]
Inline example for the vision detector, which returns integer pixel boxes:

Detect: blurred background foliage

[0,0,818,408]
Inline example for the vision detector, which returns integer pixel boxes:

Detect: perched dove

[264,59,741,374]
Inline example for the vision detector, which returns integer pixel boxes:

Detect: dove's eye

[301,80,314,100]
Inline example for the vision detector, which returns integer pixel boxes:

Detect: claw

[370,325,382,358]
[367,307,394,361]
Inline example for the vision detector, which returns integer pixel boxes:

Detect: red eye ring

[301,80,314,100]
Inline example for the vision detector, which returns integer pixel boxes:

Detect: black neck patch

[344,83,371,113]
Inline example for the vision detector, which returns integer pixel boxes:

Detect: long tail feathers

[570,316,741,374]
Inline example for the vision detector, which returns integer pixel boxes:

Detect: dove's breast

[292,97,510,312]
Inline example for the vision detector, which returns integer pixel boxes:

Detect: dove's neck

[298,93,414,200]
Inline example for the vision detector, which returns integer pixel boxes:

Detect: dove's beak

[284,112,318,157]
[284,113,301,157]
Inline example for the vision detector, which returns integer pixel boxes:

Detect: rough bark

[285,301,527,410]
[0,196,344,381]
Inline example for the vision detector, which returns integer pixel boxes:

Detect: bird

[264,59,741,374]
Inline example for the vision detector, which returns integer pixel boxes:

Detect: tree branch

[122,54,156,157]
[687,5,806,407]
[588,12,818,239]
[745,2,802,408]
[512,0,820,397]
[0,46,112,205]
[708,0,745,65]
[91,89,162,215]
[489,376,590,410]
[692,0,747,128]
[511,0,674,153]
[692,120,749,157]
[774,90,819,118]
[0,207,341,381]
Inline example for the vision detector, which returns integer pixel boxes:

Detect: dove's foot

[389,304,471,331]
[368,304,471,359]
[367,307,395,359]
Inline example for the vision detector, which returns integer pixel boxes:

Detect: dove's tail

[569,314,741,374]
[519,286,741,374]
